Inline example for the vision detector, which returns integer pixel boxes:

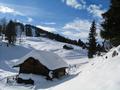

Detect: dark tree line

[21,24,86,49]
[0,19,86,48]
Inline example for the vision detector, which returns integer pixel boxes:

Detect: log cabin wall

[19,57,49,76]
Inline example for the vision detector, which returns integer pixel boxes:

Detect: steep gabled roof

[15,50,68,70]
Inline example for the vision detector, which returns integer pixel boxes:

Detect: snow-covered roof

[15,50,68,70]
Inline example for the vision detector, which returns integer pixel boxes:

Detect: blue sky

[0,0,110,40]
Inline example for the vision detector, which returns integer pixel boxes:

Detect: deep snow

[0,37,120,90]
[0,37,88,90]
[52,46,120,90]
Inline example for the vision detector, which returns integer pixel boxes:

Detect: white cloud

[63,19,91,31]
[0,5,35,23]
[62,0,105,18]
[62,0,86,10]
[87,4,105,18]
[0,5,24,16]
[62,31,88,40]
[27,17,33,23]
[62,19,91,40]
[36,25,56,32]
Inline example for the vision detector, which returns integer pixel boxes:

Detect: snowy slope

[52,46,120,90]
[0,37,87,85]
[23,37,87,62]
[3,37,120,90]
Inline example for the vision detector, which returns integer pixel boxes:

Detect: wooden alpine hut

[13,50,68,83]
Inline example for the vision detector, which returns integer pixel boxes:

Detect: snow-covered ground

[0,37,120,90]
[0,37,88,90]
[53,47,120,90]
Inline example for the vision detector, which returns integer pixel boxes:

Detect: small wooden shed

[13,50,68,81]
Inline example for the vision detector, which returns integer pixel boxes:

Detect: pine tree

[0,25,2,36]
[25,25,32,36]
[88,20,97,58]
[35,29,40,37]
[5,20,16,45]
[78,39,86,49]
[0,18,7,34]
[0,18,7,40]
[101,0,120,46]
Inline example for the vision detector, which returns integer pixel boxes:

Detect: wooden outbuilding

[13,50,68,82]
